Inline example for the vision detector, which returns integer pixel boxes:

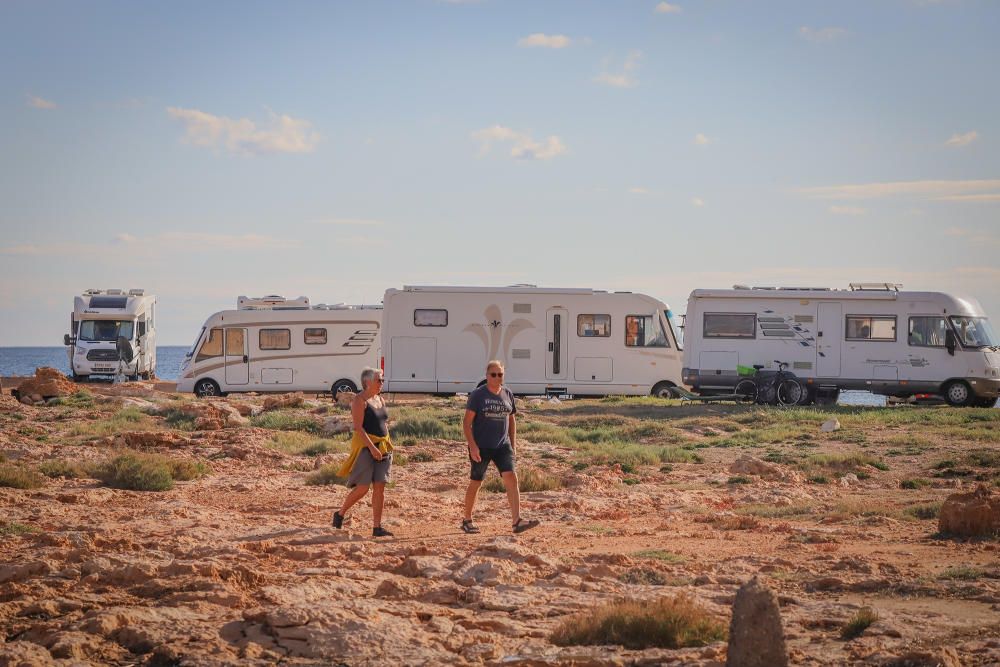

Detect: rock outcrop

[726,577,788,667]
[13,367,77,404]
[938,484,1000,537]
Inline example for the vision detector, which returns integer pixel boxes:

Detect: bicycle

[734,360,805,407]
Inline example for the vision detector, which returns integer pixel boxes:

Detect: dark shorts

[346,449,392,488]
[470,443,515,481]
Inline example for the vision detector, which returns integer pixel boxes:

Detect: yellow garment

[337,431,394,477]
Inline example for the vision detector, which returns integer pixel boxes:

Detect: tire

[651,381,676,399]
[943,381,974,407]
[331,379,358,398]
[777,378,805,406]
[734,379,758,403]
[194,379,221,398]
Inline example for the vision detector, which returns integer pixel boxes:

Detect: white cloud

[26,94,56,109]
[318,218,386,226]
[798,26,847,43]
[628,187,650,195]
[798,179,1000,200]
[829,205,866,216]
[654,2,682,14]
[691,197,705,207]
[934,193,1000,202]
[594,51,641,88]
[472,125,567,160]
[693,133,713,146]
[945,131,979,148]
[166,107,320,155]
[518,33,572,49]
[1,233,299,257]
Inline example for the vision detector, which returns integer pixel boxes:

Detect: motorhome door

[225,328,249,385]
[816,303,842,377]
[546,308,568,380]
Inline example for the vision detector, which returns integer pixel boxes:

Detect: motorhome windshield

[665,310,683,349]
[187,327,206,357]
[950,317,999,348]
[79,320,134,342]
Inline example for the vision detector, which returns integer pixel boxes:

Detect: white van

[176,295,381,398]
[64,289,157,381]
[682,283,1000,407]
[382,285,684,396]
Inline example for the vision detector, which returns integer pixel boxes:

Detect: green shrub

[305,463,349,486]
[48,390,96,408]
[250,413,321,433]
[938,565,984,581]
[92,451,209,491]
[551,595,727,649]
[0,521,38,536]
[0,465,45,489]
[899,478,929,490]
[266,432,343,456]
[409,451,435,462]
[161,407,198,430]
[393,416,462,439]
[905,502,941,520]
[634,549,686,563]
[484,467,563,493]
[37,459,87,479]
[808,475,829,484]
[841,607,878,640]
[68,407,150,437]
[727,476,751,485]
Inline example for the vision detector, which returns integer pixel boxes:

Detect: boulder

[12,367,76,401]
[726,577,788,667]
[264,392,306,411]
[0,640,55,666]
[335,391,356,408]
[322,417,351,436]
[820,419,841,432]
[938,484,1000,537]
[729,455,798,482]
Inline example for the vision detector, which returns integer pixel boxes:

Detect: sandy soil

[1,385,998,665]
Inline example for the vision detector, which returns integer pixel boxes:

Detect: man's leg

[464,479,483,521]
[501,471,520,526]
[372,482,385,528]
[340,484,370,515]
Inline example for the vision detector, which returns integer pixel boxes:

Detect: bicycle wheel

[734,379,758,403]
[777,378,805,406]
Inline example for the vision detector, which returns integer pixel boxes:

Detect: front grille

[86,349,120,361]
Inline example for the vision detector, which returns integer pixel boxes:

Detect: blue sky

[1,0,998,346]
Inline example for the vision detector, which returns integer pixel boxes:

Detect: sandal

[461,519,481,534]
[513,518,539,534]
[332,511,344,529]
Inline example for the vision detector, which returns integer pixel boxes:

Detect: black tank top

[362,399,389,438]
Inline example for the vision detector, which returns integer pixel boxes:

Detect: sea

[0,346,931,406]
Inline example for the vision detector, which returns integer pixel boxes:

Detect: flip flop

[461,519,481,534]
[512,518,540,534]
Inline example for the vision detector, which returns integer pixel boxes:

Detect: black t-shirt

[466,385,517,449]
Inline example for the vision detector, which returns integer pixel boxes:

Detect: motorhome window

[703,313,756,338]
[414,309,448,327]
[666,310,683,349]
[626,315,669,347]
[187,327,206,357]
[949,316,999,348]
[846,316,896,341]
[260,329,291,350]
[196,328,223,362]
[908,317,947,347]
[225,329,245,356]
[304,328,327,345]
[577,314,610,337]
[79,320,135,342]
[137,320,146,338]
[88,296,128,309]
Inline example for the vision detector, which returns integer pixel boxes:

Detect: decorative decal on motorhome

[757,313,817,348]
[343,328,378,350]
[462,305,535,364]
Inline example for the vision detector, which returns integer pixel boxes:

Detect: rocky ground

[1,375,998,666]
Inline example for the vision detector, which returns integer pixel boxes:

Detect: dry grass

[92,451,209,491]
[551,595,727,649]
[841,607,878,640]
[266,432,346,457]
[0,465,46,489]
[484,467,563,493]
[68,407,151,438]
[0,521,38,536]
[305,463,349,486]
[37,459,88,479]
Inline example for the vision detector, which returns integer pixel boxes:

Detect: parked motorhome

[381,285,684,396]
[682,283,1000,407]
[64,289,157,381]
[176,295,381,397]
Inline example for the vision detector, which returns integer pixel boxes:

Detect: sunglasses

[489,372,504,378]
[374,376,384,383]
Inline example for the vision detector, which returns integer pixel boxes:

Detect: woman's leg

[372,482,386,527]
[340,484,370,514]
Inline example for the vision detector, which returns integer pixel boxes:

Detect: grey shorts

[346,449,392,488]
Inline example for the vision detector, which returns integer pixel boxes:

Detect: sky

[1,0,998,346]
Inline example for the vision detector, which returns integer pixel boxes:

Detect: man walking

[461,360,539,534]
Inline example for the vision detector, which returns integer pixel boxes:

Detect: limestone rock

[0,640,55,666]
[12,367,76,401]
[335,391,356,408]
[820,419,841,432]
[877,647,962,667]
[726,576,788,667]
[321,417,351,436]
[264,392,306,411]
[938,484,1000,537]
[729,455,798,481]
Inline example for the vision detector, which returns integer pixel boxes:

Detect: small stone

[727,576,788,667]
[820,419,841,432]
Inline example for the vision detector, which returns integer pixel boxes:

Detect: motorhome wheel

[194,379,221,398]
[943,381,973,407]
[651,382,676,399]
[331,379,358,398]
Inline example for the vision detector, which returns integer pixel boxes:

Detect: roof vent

[128,289,145,296]
[850,282,902,292]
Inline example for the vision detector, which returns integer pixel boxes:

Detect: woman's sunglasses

[489,372,504,378]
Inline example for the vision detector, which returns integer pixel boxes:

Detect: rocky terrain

[1,371,998,665]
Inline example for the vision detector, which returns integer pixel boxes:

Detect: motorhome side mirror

[945,329,956,356]
[64,334,71,346]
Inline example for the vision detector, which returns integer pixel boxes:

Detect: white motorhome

[64,289,157,381]
[682,283,1000,407]
[176,295,381,398]
[381,285,684,396]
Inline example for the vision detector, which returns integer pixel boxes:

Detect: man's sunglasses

[374,376,385,383]
[489,372,504,378]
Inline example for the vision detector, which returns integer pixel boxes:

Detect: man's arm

[464,409,481,463]
[508,413,516,455]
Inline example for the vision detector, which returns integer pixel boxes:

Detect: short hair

[360,367,381,389]
[486,360,504,372]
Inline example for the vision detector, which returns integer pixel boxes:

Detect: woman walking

[332,367,394,537]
